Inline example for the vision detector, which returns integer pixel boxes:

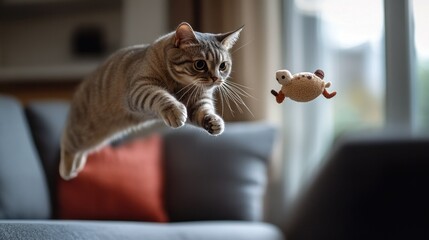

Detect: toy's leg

[323,89,337,99]
[276,92,286,103]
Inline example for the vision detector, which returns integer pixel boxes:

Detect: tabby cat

[60,22,243,180]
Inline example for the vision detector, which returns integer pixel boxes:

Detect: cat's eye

[219,62,228,71]
[194,60,206,71]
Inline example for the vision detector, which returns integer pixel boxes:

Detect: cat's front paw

[203,114,224,136]
[161,102,187,128]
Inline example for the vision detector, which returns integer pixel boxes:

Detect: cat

[59,22,243,180]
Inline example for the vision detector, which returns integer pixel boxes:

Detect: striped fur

[60,22,242,180]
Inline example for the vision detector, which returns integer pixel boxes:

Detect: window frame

[384,0,417,132]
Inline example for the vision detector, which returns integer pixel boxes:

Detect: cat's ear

[217,26,243,50]
[174,22,198,48]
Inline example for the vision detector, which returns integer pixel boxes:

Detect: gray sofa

[0,95,284,240]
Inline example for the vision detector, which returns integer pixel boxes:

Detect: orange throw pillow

[57,135,168,222]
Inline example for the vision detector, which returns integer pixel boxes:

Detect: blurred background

[1,0,428,228]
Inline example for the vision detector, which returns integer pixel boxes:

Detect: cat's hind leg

[59,148,87,180]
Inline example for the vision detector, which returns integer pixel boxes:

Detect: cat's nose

[211,76,218,81]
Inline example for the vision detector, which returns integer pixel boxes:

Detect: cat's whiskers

[226,81,256,101]
[223,85,245,113]
[218,80,254,117]
[218,85,235,117]
[213,78,255,116]
[195,80,206,102]
[231,40,252,55]
[177,81,199,101]
[218,86,225,117]
[186,80,203,106]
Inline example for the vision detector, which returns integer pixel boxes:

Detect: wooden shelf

[0,0,121,20]
[0,0,168,84]
[0,61,100,82]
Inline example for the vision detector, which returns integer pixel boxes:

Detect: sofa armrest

[284,133,429,240]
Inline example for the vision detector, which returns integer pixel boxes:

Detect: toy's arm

[271,89,285,104]
[271,90,279,97]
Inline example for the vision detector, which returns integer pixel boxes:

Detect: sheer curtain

[277,0,386,224]
[413,0,429,132]
[279,0,429,225]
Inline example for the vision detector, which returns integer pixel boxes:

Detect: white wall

[121,0,168,47]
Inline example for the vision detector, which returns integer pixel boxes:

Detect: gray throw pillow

[164,122,276,221]
[0,95,51,219]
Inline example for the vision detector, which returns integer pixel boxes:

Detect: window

[281,0,424,205]
[317,0,385,134]
[413,0,429,132]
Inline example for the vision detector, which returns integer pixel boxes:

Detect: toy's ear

[276,70,293,84]
[217,26,243,50]
[174,22,198,48]
[314,69,325,79]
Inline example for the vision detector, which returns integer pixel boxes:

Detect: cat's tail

[59,146,87,180]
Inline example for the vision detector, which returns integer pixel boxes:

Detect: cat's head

[167,22,242,89]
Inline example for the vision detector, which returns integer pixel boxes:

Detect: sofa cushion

[57,135,168,222]
[0,220,284,240]
[0,95,51,219]
[164,123,276,221]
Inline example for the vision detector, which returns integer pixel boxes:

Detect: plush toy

[271,69,336,103]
